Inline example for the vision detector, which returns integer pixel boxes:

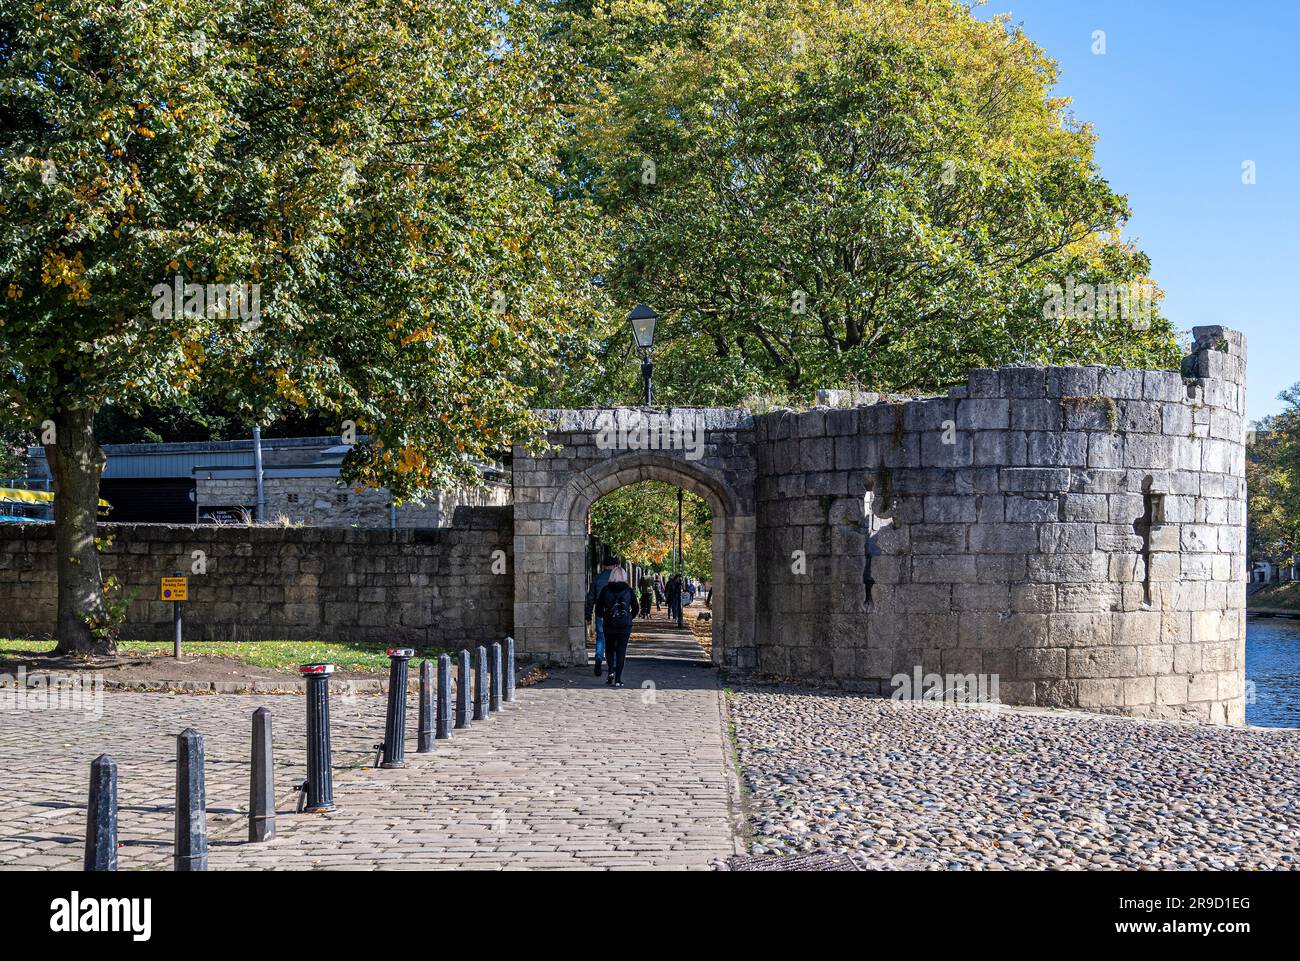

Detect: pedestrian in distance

[667,572,682,622]
[638,570,654,618]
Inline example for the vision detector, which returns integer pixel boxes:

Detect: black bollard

[380,648,414,768]
[437,654,453,739]
[175,728,208,871]
[85,754,118,871]
[250,707,274,842]
[489,642,502,712]
[300,663,335,812]
[502,636,516,704]
[456,649,471,729]
[474,645,489,721]
[417,659,434,754]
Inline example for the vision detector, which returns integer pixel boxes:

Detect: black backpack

[605,586,634,628]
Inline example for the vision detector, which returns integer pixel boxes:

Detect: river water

[1246,616,1300,727]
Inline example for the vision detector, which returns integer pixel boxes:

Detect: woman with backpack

[595,566,637,687]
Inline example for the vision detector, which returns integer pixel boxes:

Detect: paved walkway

[0,628,739,870]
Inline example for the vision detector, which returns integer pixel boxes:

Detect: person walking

[584,555,618,676]
[638,570,654,618]
[653,572,665,611]
[666,572,682,623]
[595,566,637,687]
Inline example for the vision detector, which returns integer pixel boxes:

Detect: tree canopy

[556,0,1182,407]
[1,0,605,650]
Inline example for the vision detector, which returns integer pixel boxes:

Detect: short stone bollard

[175,728,208,871]
[502,636,516,704]
[85,754,118,871]
[417,659,435,754]
[380,648,414,769]
[489,642,502,713]
[456,649,471,729]
[437,654,453,739]
[474,645,489,721]
[250,707,274,842]
[300,663,336,813]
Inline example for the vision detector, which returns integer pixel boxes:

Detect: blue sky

[972,0,1298,423]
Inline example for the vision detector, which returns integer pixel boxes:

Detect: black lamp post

[676,488,684,628]
[628,303,658,406]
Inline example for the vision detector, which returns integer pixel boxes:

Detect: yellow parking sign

[161,576,188,601]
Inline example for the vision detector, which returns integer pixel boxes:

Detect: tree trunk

[44,406,113,656]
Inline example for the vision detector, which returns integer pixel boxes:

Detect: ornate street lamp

[627,303,657,406]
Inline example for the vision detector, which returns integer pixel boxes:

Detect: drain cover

[723,852,866,871]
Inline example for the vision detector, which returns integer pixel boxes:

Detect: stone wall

[0,506,513,648]
[511,408,758,667]
[0,326,1250,723]
[751,326,1247,723]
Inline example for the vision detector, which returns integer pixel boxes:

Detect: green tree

[1248,384,1300,568]
[1,0,604,652]
[564,0,1181,405]
[590,481,711,578]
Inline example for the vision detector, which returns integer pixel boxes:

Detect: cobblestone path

[0,652,740,870]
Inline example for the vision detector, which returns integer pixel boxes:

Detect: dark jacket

[584,569,612,621]
[595,581,637,633]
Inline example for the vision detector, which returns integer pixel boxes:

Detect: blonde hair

[608,566,629,584]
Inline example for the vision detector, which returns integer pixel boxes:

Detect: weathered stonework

[514,327,1247,724]
[0,506,512,648]
[747,326,1247,723]
[511,408,758,668]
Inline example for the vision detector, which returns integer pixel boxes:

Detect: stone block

[970,523,1039,554]
[1000,467,1071,492]
[1005,495,1059,523]
[1010,400,1063,432]
[915,493,974,524]
[1038,523,1096,554]
[956,398,1010,430]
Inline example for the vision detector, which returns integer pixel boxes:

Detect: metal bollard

[250,707,274,842]
[474,645,489,721]
[85,754,118,871]
[175,728,208,871]
[489,642,502,713]
[417,659,434,754]
[502,636,516,704]
[437,654,453,739]
[380,648,414,768]
[456,649,471,729]
[300,663,335,812]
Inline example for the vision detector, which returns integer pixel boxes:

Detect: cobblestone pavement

[729,684,1300,870]
[0,656,739,871]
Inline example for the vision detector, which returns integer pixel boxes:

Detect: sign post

[161,572,188,660]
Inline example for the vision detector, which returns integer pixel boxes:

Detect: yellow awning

[0,487,111,508]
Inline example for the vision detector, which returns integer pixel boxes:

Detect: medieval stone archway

[511,409,757,669]
[510,330,1247,723]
